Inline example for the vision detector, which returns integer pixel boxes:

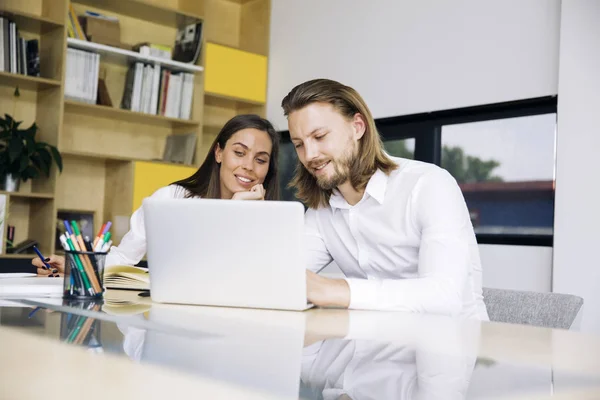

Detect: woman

[34,114,280,276]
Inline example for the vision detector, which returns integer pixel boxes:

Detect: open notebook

[103,289,151,316]
[104,265,149,291]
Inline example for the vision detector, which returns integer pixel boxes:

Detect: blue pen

[28,307,41,319]
[64,220,74,236]
[33,246,51,270]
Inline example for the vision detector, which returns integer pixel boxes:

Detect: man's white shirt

[106,156,488,319]
[305,157,489,320]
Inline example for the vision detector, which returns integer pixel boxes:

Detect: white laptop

[143,198,312,311]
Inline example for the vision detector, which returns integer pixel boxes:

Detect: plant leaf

[22,166,39,182]
[0,131,12,141]
[25,136,35,154]
[29,154,44,171]
[18,153,29,173]
[8,137,23,164]
[49,146,63,172]
[21,123,37,139]
[38,149,52,177]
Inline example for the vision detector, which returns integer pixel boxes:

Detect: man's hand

[304,309,350,347]
[306,270,350,308]
[232,184,266,201]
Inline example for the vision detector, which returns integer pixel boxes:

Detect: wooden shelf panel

[0,71,61,91]
[61,149,195,169]
[64,100,200,128]
[67,38,204,73]
[73,0,203,28]
[61,149,140,162]
[205,92,266,107]
[0,191,54,199]
[0,254,38,259]
[0,8,64,34]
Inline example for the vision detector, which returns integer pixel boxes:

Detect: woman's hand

[232,184,266,201]
[32,255,65,277]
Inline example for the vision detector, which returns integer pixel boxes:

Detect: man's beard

[309,143,357,191]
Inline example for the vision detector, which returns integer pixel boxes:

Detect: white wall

[267,0,560,129]
[479,245,553,293]
[553,0,600,333]
[268,1,600,328]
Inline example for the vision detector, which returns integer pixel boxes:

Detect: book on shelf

[79,13,122,48]
[104,265,149,291]
[26,40,40,77]
[0,18,40,76]
[163,132,197,165]
[172,22,202,65]
[120,63,195,119]
[133,42,172,60]
[83,11,118,22]
[6,225,15,252]
[0,194,5,255]
[67,4,88,41]
[65,48,100,104]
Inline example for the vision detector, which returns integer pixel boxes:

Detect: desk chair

[482,287,584,330]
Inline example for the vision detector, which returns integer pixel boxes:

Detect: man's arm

[308,169,472,315]
[304,209,333,273]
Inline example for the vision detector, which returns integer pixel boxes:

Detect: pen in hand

[33,246,51,270]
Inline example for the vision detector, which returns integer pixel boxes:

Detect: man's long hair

[281,79,396,208]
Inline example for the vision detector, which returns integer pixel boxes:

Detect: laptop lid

[144,199,307,310]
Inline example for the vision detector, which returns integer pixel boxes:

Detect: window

[441,114,557,237]
[277,97,557,245]
[384,138,415,159]
[278,140,299,201]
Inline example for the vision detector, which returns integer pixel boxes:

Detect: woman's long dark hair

[173,114,280,200]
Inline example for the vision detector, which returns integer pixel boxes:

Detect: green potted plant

[0,113,63,192]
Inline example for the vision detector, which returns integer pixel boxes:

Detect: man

[282,79,488,320]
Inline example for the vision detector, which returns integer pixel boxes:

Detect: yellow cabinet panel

[132,162,197,211]
[205,42,268,104]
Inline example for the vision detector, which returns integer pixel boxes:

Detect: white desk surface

[0,289,599,399]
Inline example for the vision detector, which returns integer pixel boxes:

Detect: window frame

[278,96,557,247]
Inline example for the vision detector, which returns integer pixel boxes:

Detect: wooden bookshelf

[0,0,271,269]
[64,100,200,128]
[61,149,138,162]
[0,8,63,34]
[0,71,61,91]
[60,149,197,168]
[0,191,54,199]
[73,0,203,28]
[67,38,204,73]
[205,92,266,107]
[0,254,38,259]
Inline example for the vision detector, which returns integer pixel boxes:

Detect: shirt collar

[365,168,388,205]
[328,169,389,211]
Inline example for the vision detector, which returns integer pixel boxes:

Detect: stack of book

[65,48,100,104]
[121,64,194,119]
[0,18,40,76]
[67,4,87,41]
[133,42,172,60]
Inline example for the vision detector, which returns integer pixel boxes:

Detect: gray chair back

[482,287,584,330]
